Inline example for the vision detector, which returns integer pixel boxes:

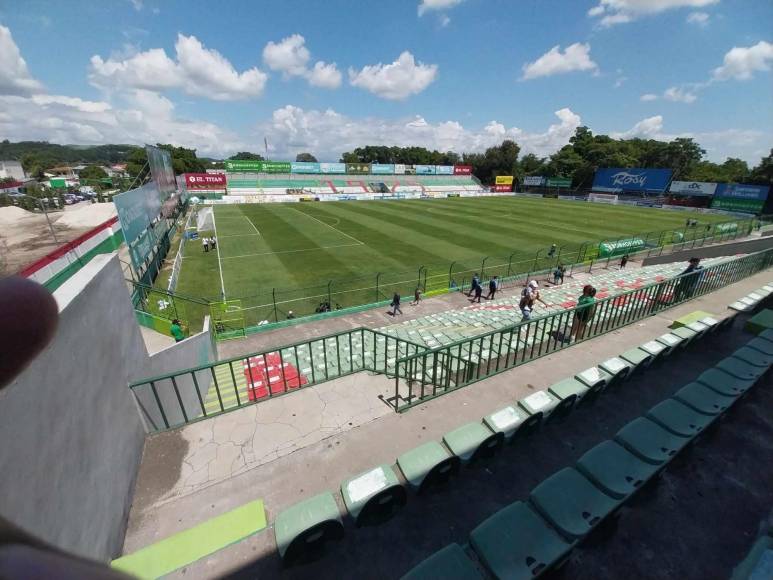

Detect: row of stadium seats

[271,303,758,569]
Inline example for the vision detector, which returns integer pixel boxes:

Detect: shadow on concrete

[221,314,773,580]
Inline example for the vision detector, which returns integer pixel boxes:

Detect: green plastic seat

[599,357,633,384]
[620,347,652,371]
[699,316,720,332]
[730,535,773,580]
[443,422,503,464]
[758,328,773,343]
[341,465,406,527]
[745,309,773,334]
[529,467,620,542]
[646,399,714,438]
[518,390,560,418]
[729,300,754,313]
[274,492,344,565]
[696,368,755,396]
[732,346,773,368]
[397,441,460,494]
[549,377,589,406]
[483,405,536,441]
[747,337,773,356]
[576,440,660,500]
[686,321,710,337]
[470,501,574,580]
[614,417,690,465]
[673,382,736,415]
[639,340,667,359]
[716,357,765,382]
[574,367,612,400]
[401,543,482,580]
[655,333,683,355]
[671,326,698,345]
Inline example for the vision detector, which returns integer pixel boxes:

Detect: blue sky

[0,0,771,163]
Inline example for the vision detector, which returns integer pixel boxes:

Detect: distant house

[46,166,76,178]
[0,180,23,194]
[0,160,26,181]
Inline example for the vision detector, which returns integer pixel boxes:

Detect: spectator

[567,285,596,343]
[411,287,422,305]
[553,264,565,285]
[391,292,403,315]
[202,237,209,252]
[519,280,547,320]
[468,273,480,297]
[170,319,185,343]
[547,243,557,258]
[471,282,483,304]
[486,276,499,300]
[210,236,217,250]
[674,257,703,301]
[286,310,295,319]
[620,254,629,269]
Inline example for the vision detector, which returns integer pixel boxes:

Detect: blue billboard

[371,164,395,174]
[319,162,346,174]
[435,165,454,175]
[415,165,436,175]
[715,183,770,201]
[592,168,672,193]
[290,162,320,174]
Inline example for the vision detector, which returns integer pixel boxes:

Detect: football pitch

[173,196,730,327]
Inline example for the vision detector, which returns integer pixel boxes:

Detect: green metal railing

[386,247,773,412]
[130,327,427,432]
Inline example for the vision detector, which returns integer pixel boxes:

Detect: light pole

[36,196,59,244]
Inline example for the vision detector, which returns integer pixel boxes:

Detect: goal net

[196,206,214,231]
[588,192,619,205]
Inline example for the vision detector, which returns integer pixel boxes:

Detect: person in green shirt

[568,285,596,343]
[170,319,185,343]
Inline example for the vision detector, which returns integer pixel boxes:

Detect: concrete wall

[642,237,773,267]
[0,254,216,561]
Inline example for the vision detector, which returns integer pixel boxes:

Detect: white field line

[242,214,261,236]
[219,242,362,260]
[212,209,227,299]
[217,233,260,239]
[285,206,365,245]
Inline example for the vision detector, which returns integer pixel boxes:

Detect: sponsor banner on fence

[592,168,672,193]
[184,173,227,189]
[291,162,321,174]
[320,162,346,174]
[206,168,225,174]
[394,164,406,174]
[404,165,417,175]
[523,176,544,187]
[495,175,514,185]
[715,183,770,201]
[710,197,764,214]
[371,164,394,174]
[435,165,454,175]
[598,237,646,257]
[224,159,263,172]
[263,161,291,173]
[346,162,371,175]
[454,165,472,175]
[493,184,513,192]
[414,165,436,175]
[669,180,717,196]
[546,177,572,188]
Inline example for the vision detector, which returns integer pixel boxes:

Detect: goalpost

[197,206,215,231]
[588,192,619,205]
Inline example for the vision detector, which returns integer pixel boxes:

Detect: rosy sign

[184,173,227,189]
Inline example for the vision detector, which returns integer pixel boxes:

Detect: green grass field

[172,196,737,329]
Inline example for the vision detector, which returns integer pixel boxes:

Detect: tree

[229,152,264,161]
[750,149,773,186]
[79,165,108,181]
[295,152,318,162]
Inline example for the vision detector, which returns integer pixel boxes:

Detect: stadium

[1,3,773,580]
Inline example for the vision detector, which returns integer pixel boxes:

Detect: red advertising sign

[493,184,513,192]
[454,165,472,175]
[184,173,227,189]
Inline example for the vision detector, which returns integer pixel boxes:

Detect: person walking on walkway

[486,276,499,300]
[411,287,422,305]
[620,254,629,269]
[391,292,403,315]
[468,273,480,297]
[170,319,185,343]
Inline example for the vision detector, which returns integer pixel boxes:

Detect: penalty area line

[220,242,362,260]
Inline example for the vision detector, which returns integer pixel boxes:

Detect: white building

[0,160,26,181]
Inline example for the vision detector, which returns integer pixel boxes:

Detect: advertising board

[546,177,572,188]
[346,163,371,175]
[710,197,764,214]
[145,145,176,194]
[715,183,770,201]
[453,165,472,175]
[371,164,395,174]
[669,181,717,196]
[435,165,454,175]
[394,164,406,174]
[495,175,514,185]
[598,238,646,257]
[184,173,227,189]
[224,160,263,172]
[291,162,321,174]
[414,165,436,175]
[493,184,513,192]
[320,162,346,174]
[592,168,672,193]
[523,176,544,187]
[263,161,291,173]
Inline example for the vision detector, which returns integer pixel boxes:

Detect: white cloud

[260,105,582,161]
[712,40,773,81]
[89,33,267,100]
[686,11,710,26]
[663,86,697,103]
[521,43,598,80]
[262,34,310,77]
[307,61,343,89]
[128,0,143,11]
[262,34,341,90]
[349,51,438,100]
[418,0,464,16]
[640,93,659,101]
[589,0,719,27]
[614,75,628,88]
[0,25,44,95]
[440,15,451,27]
